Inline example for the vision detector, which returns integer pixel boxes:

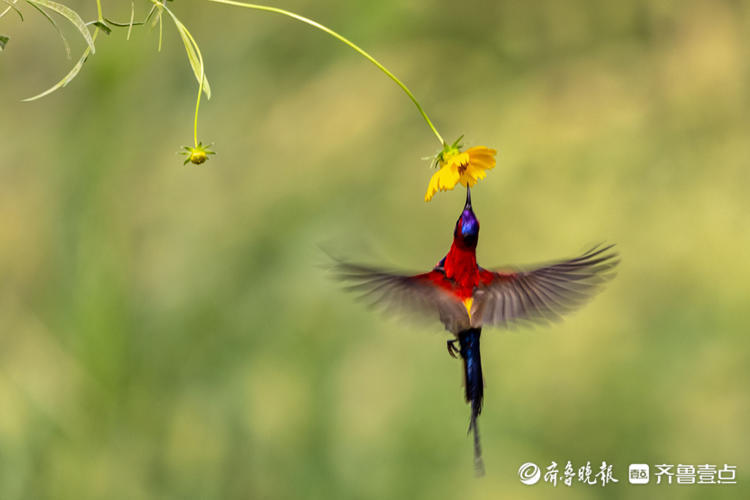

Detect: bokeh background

[1,0,749,499]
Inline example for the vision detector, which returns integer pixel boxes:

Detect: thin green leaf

[0,0,17,21]
[26,0,95,54]
[162,8,211,99]
[142,2,157,25]
[150,2,160,28]
[127,1,134,40]
[25,0,71,59]
[156,7,162,51]
[1,0,23,21]
[102,17,144,27]
[22,44,91,101]
[176,23,211,99]
[0,35,8,50]
[89,20,111,34]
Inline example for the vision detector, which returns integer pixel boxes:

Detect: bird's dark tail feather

[459,328,485,476]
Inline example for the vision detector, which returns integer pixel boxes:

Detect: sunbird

[336,188,618,475]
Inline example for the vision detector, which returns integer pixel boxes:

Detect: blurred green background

[1,1,749,499]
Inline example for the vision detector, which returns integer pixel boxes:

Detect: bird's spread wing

[334,261,471,333]
[473,244,619,327]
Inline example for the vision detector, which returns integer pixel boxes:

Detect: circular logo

[518,462,541,485]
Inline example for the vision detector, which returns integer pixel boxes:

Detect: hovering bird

[335,188,618,475]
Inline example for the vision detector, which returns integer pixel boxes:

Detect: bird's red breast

[444,241,479,300]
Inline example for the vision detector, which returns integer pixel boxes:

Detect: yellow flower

[424,142,497,201]
[180,142,216,165]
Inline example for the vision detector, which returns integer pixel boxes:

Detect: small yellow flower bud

[189,150,207,164]
[180,142,216,166]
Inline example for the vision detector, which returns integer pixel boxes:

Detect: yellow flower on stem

[180,141,216,165]
[425,138,497,201]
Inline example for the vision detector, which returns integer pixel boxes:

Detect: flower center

[190,151,207,164]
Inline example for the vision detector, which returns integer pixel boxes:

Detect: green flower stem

[192,49,204,147]
[160,1,205,147]
[207,0,445,146]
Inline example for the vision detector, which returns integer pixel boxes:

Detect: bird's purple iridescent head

[454,187,479,248]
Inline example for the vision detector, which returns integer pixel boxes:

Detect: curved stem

[160,2,205,147]
[192,50,204,147]
[178,20,205,147]
[207,0,444,145]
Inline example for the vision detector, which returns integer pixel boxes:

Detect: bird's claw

[447,339,460,358]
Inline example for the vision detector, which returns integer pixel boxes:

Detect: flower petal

[467,147,497,170]
[470,159,494,171]
[467,146,497,157]
[467,164,488,181]
[442,151,470,170]
[438,164,461,189]
[425,164,461,201]
[425,171,441,202]
[459,163,488,187]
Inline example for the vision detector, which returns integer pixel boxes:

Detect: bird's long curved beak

[465,186,472,210]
